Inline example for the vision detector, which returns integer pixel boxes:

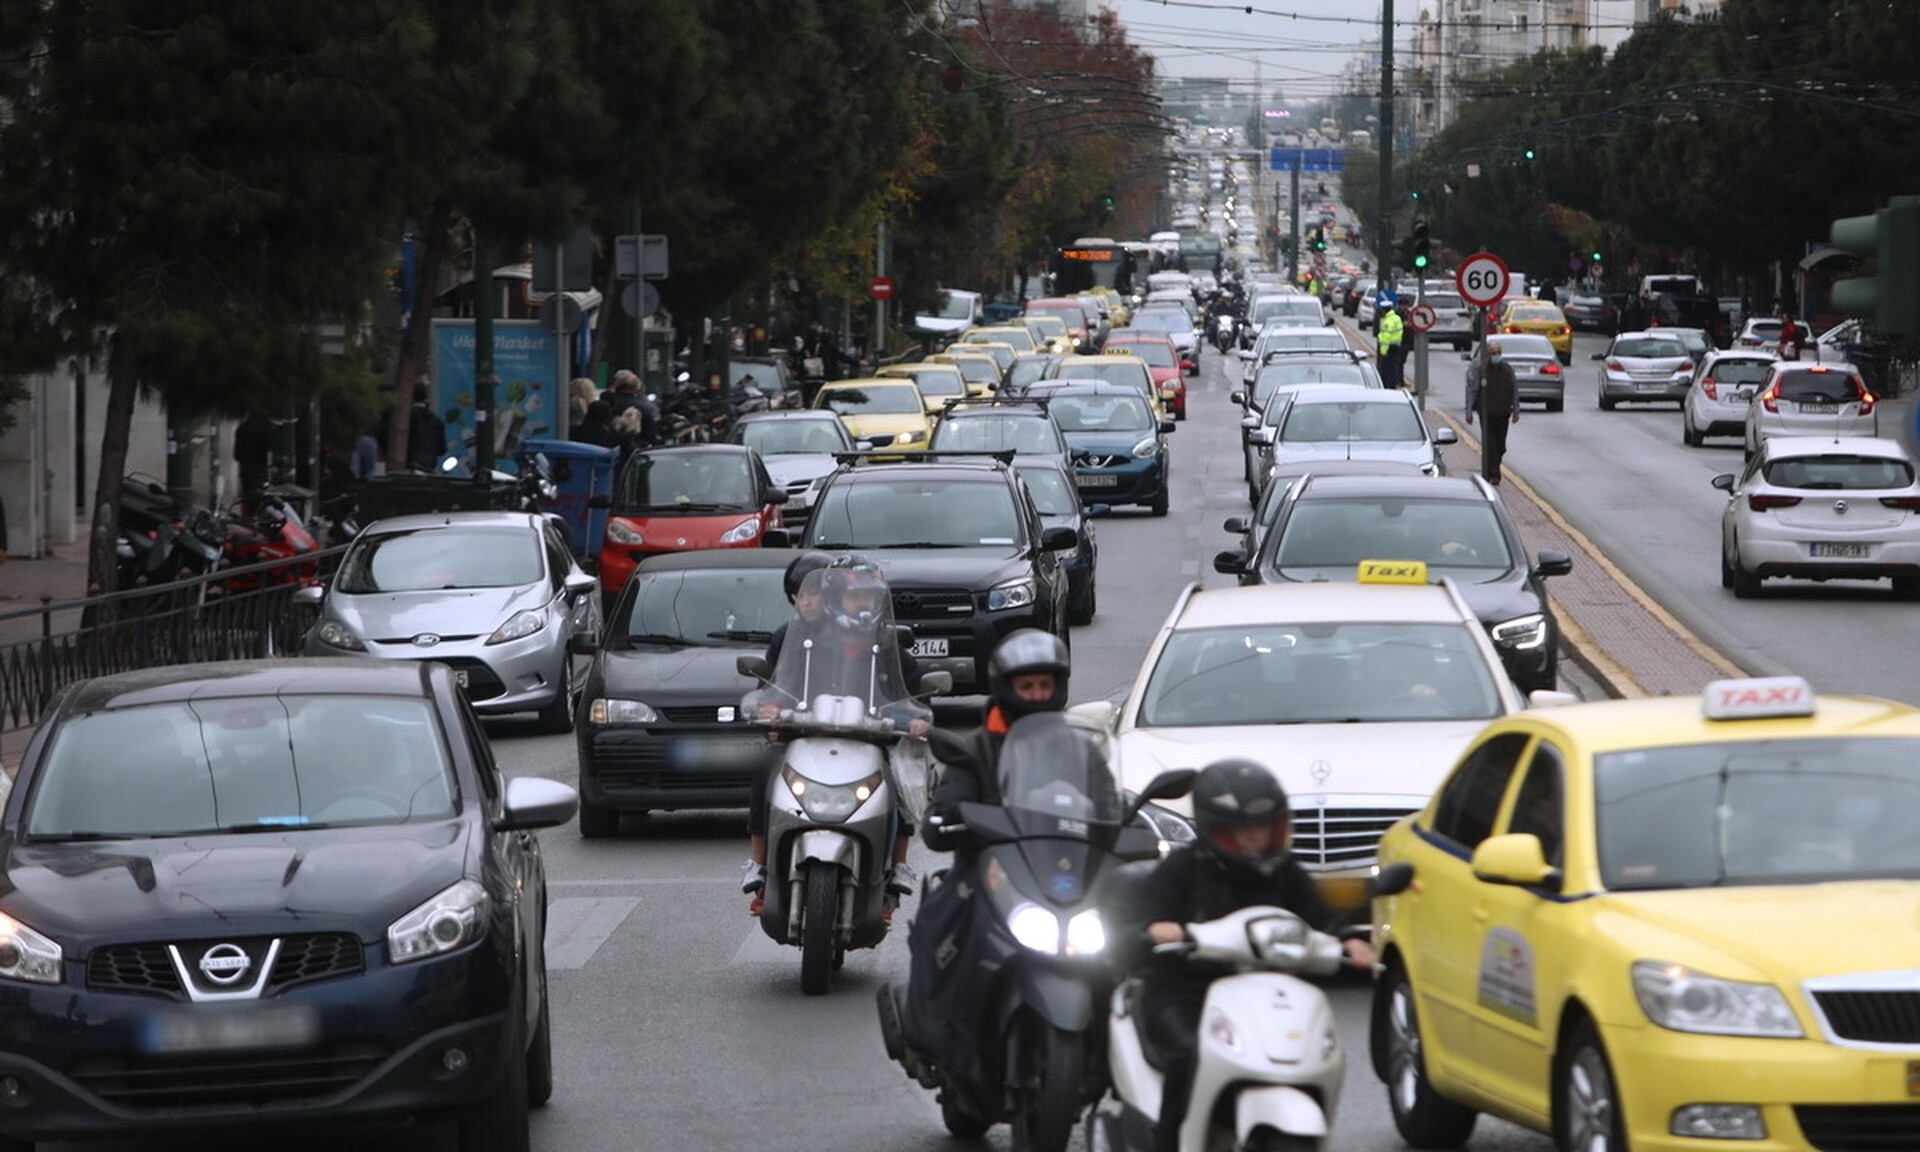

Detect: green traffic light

[1524,148,1536,161]
[1591,251,1603,262]
[1413,254,1428,269]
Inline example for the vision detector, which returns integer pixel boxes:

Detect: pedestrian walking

[1376,301,1407,390]
[405,381,447,472]
[1465,339,1519,485]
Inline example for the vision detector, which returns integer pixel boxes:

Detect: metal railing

[0,547,346,738]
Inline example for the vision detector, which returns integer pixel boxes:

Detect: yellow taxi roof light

[1701,676,1815,721]
[1357,560,1428,585]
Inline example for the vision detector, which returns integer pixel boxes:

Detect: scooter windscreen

[744,564,929,737]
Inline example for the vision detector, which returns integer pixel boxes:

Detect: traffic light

[1590,249,1603,263]
[1831,195,1920,337]
[1100,193,1115,219]
[1279,234,1296,257]
[1311,227,1326,252]
[1523,146,1536,161]
[1409,218,1431,271]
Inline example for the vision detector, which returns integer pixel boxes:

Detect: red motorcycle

[216,495,320,590]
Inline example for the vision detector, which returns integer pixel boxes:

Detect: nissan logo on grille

[198,943,252,985]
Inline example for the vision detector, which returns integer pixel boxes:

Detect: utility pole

[1375,0,1395,281]
[473,231,496,478]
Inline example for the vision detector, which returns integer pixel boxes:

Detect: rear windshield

[1614,338,1686,359]
[1762,455,1913,490]
[818,384,922,416]
[1706,360,1774,386]
[1110,342,1174,368]
[932,415,1061,454]
[1775,368,1865,402]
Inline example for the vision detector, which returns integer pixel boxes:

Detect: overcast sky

[1106,0,1641,91]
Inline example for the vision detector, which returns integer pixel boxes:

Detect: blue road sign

[1270,147,1348,172]
[1376,289,1399,310]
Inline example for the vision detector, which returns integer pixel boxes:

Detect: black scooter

[878,713,1193,1152]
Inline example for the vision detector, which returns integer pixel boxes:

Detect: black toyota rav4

[801,455,1075,691]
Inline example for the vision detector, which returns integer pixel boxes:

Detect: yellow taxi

[1090,286,1131,328]
[811,377,930,456]
[956,326,1036,356]
[1370,676,1920,1152]
[876,362,968,421]
[929,350,1005,398]
[1022,314,1077,355]
[1495,298,1574,363]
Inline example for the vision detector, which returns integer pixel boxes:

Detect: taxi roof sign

[1702,676,1815,721]
[1357,559,1428,585]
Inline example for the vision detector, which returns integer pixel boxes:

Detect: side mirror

[567,632,600,656]
[763,488,789,506]
[1230,391,1246,406]
[1180,359,1196,373]
[1470,833,1563,891]
[916,670,953,697]
[564,572,598,597]
[292,585,325,607]
[1212,549,1246,575]
[1039,526,1077,551]
[589,493,613,510]
[736,655,772,681]
[1066,699,1118,730]
[1121,768,1197,825]
[1370,861,1415,900]
[762,528,793,548]
[1534,550,1573,578]
[497,777,580,833]
[1222,516,1250,534]
[1710,473,1735,491]
[1590,352,1606,361]
[1249,429,1274,446]
[1159,420,1176,434]
[1527,689,1581,708]
[1434,427,1459,445]
[1459,352,1473,361]
[1239,415,1258,431]
[1236,350,1252,362]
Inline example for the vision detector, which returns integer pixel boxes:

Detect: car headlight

[388,879,488,964]
[988,577,1036,611]
[781,764,884,822]
[0,913,62,985]
[1491,613,1547,650]
[587,697,660,724]
[1132,436,1161,458]
[314,620,365,651]
[720,518,761,544]
[486,608,545,645]
[1631,961,1802,1037]
[1137,802,1196,855]
[605,520,644,546]
[900,429,927,443]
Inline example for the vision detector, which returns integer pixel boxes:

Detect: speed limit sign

[1455,252,1511,308]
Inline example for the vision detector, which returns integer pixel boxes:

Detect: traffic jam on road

[8,12,1920,1152]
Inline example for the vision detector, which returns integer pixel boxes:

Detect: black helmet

[784,551,834,602]
[1191,759,1292,879]
[986,629,1070,721]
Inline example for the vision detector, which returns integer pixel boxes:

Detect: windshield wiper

[626,633,694,647]
[639,501,738,513]
[216,820,337,834]
[36,830,140,842]
[707,629,775,643]
[877,541,969,548]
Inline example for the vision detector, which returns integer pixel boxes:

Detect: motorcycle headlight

[0,913,62,985]
[720,518,761,544]
[987,577,1036,612]
[1131,436,1161,458]
[587,698,659,724]
[314,620,365,651]
[486,609,545,645]
[1008,903,1062,954]
[1065,910,1106,956]
[388,879,489,964]
[1491,613,1547,650]
[781,764,884,823]
[605,521,645,546]
[1631,961,1802,1037]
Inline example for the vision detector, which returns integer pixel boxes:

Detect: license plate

[1635,381,1668,391]
[453,669,470,688]
[1810,542,1873,558]
[670,737,770,767]
[910,638,949,658]
[1078,474,1120,488]
[148,1006,319,1054]
[1799,403,1837,414]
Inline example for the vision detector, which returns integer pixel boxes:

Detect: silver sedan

[1714,436,1920,599]
[302,511,600,730]
[1594,331,1694,409]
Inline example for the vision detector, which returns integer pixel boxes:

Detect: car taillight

[1880,497,1920,511]
[1605,359,1625,372]
[1557,325,1570,336]
[1748,494,1801,511]
[1760,384,1779,413]
[1858,389,1877,415]
[1542,362,1560,375]
[1503,325,1521,333]
[1700,376,1718,400]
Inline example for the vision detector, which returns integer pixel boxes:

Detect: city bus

[1050,238,1136,296]
[1176,230,1222,277]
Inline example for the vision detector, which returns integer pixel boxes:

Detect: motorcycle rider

[1111,760,1376,1152]
[1205,291,1239,352]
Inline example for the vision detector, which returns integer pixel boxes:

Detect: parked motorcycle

[735,565,947,996]
[115,475,223,588]
[876,715,1188,1152]
[215,493,321,591]
[1084,864,1413,1152]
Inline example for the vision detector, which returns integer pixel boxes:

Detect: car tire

[577,797,620,839]
[1546,399,1564,413]
[1731,554,1762,599]
[536,661,575,734]
[1719,543,1735,590]
[1557,1020,1626,1152]
[1070,578,1096,626]
[526,965,554,1107]
[1149,487,1169,517]
[457,1020,531,1152]
[1682,416,1702,447]
[1376,962,1477,1148]
[1894,572,1920,600]
[1598,393,1616,411]
[942,1094,992,1139]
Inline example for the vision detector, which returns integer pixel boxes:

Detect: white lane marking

[544,897,639,970]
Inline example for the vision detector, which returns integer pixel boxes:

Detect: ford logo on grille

[412,633,442,648]
[198,943,252,985]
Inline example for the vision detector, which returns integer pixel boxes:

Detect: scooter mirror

[1121,768,1196,826]
[736,655,772,682]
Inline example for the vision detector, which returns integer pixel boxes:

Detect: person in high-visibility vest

[1376,303,1407,389]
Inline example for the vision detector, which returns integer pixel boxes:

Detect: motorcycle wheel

[1012,1023,1084,1152]
[941,1094,992,1140]
[798,863,838,996]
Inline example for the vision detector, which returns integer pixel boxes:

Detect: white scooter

[1086,865,1410,1152]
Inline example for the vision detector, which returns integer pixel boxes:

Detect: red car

[596,444,788,598]
[1103,336,1191,419]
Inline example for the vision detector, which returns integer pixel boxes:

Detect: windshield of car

[887,368,966,399]
[1054,361,1153,393]
[1261,332,1348,356]
[1614,338,1687,359]
[931,414,1062,454]
[931,292,976,321]
[621,568,787,646]
[1491,335,1556,359]
[1139,622,1503,726]
[1028,315,1070,340]
[1007,356,1057,392]
[336,526,543,593]
[808,478,1022,548]
[942,358,1001,385]
[818,384,922,416]
[1705,359,1774,386]
[1762,454,1913,489]
[1251,298,1321,325]
[613,451,757,511]
[1274,498,1514,571]
[27,695,457,838]
[970,329,1035,353]
[1280,400,1425,443]
[1028,305,1085,334]
[1255,363,1370,399]
[1128,312,1185,334]
[1048,393,1154,433]
[1774,368,1866,402]
[1110,341,1174,368]
[1594,737,1920,890]
[734,419,849,455]
[1016,466,1077,515]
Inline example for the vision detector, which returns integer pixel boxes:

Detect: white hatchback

[1742,361,1877,458]
[1714,436,1920,598]
[1681,349,1776,446]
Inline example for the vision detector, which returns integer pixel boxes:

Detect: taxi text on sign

[1701,676,1815,720]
